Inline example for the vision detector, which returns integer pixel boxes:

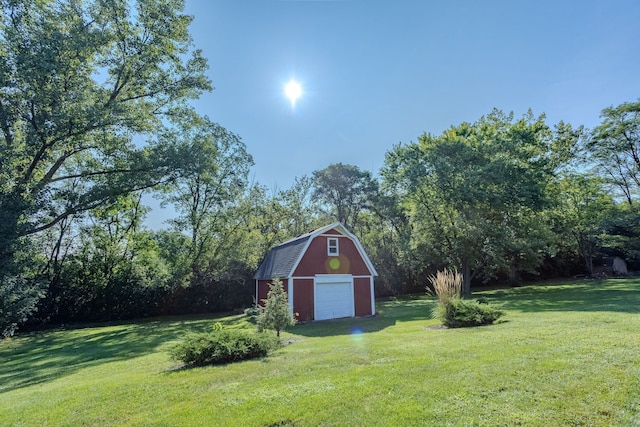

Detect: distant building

[254,222,377,321]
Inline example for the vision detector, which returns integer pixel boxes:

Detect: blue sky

[181,0,639,190]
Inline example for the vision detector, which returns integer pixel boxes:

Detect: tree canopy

[0,0,211,335]
[0,0,210,255]
[1,1,638,335]
[588,100,640,206]
[383,110,578,293]
[312,163,378,231]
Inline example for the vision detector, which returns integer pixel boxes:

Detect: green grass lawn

[1,279,639,426]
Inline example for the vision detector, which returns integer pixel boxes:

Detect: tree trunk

[461,259,472,296]
[0,204,21,275]
[584,252,594,276]
[577,234,595,276]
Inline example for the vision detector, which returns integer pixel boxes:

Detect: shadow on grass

[0,314,236,394]
[291,315,396,338]
[480,278,640,313]
[5,279,634,395]
[291,295,436,338]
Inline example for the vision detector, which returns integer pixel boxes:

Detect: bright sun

[284,80,302,107]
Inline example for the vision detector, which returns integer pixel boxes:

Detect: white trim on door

[313,274,354,320]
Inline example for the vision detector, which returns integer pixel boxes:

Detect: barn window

[327,238,339,256]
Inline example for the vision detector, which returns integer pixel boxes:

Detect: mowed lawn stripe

[0,279,638,426]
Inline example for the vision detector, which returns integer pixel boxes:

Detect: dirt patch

[425,324,447,330]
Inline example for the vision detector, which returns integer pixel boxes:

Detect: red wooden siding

[256,278,288,306]
[354,277,372,316]
[293,235,371,277]
[293,278,314,322]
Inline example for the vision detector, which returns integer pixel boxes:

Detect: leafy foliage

[0,0,211,243]
[251,177,323,258]
[588,100,640,206]
[243,307,261,324]
[0,34,638,341]
[383,110,578,292]
[160,114,253,273]
[0,0,211,334]
[163,261,255,315]
[548,174,615,275]
[601,207,640,269]
[257,279,296,337]
[0,237,46,336]
[169,329,280,366]
[33,195,170,324]
[312,163,378,230]
[0,276,44,337]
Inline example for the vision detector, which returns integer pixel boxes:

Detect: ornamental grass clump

[428,268,503,328]
[428,268,462,305]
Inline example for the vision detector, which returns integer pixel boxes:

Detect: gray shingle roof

[253,235,311,279]
[253,222,378,280]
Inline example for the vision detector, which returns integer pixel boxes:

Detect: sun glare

[284,80,302,108]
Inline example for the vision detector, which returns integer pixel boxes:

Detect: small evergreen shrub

[257,278,296,337]
[434,298,504,328]
[169,329,281,366]
[244,307,261,324]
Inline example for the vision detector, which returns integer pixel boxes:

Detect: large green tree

[250,176,321,257]
[383,110,579,293]
[37,194,170,323]
[0,0,210,335]
[160,114,253,272]
[357,190,416,295]
[601,206,640,269]
[549,174,615,275]
[588,100,640,206]
[311,163,378,231]
[582,100,640,272]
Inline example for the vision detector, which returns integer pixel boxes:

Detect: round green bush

[433,298,504,328]
[169,329,281,366]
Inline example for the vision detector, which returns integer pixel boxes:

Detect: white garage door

[314,275,354,321]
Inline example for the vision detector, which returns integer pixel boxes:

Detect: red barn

[254,222,378,321]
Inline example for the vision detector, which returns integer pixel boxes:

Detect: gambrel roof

[253,222,378,279]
